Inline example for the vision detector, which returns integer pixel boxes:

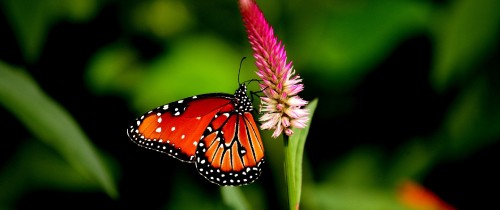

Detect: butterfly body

[127,84,264,186]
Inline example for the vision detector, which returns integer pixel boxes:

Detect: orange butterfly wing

[195,107,265,186]
[127,84,265,186]
[127,94,234,162]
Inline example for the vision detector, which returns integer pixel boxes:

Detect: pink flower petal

[240,0,309,138]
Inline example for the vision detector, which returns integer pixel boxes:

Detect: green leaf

[443,75,500,157]
[220,187,250,210]
[0,61,118,198]
[284,98,318,210]
[431,0,500,90]
[85,42,141,96]
[289,0,431,90]
[323,146,384,189]
[2,0,55,62]
[0,140,105,206]
[387,138,437,182]
[310,185,410,210]
[62,0,99,22]
[164,169,222,210]
[1,0,99,63]
[130,0,193,38]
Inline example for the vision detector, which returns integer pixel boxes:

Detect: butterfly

[126,83,265,186]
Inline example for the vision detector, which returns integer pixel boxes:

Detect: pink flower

[239,0,309,138]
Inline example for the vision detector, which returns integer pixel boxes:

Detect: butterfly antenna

[238,57,247,85]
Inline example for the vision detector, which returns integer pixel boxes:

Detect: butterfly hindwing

[195,110,265,186]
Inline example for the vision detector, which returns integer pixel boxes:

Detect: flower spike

[239,0,309,138]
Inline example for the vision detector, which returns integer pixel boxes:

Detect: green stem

[284,134,298,210]
[283,99,318,210]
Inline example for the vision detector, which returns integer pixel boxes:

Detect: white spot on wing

[171,127,176,131]
[155,127,162,133]
[157,117,162,123]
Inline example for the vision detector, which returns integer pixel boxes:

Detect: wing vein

[244,115,261,162]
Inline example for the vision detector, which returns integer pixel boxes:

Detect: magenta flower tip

[239,0,309,138]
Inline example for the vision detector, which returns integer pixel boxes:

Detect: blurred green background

[1,0,499,209]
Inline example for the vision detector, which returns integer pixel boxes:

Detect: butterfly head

[233,84,253,114]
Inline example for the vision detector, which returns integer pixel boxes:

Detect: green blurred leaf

[165,169,223,210]
[307,141,416,210]
[130,0,193,38]
[2,0,55,62]
[431,0,500,91]
[289,0,431,89]
[62,0,99,22]
[0,61,118,198]
[443,75,500,157]
[220,187,249,210]
[86,42,142,96]
[285,99,318,210]
[310,185,410,210]
[323,146,383,188]
[387,138,438,182]
[0,140,105,207]
[1,0,99,62]
[132,35,255,111]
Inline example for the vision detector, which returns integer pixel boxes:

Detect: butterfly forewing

[127,94,233,162]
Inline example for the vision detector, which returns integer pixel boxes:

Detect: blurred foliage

[288,0,432,90]
[1,0,499,209]
[221,187,250,210]
[431,0,500,91]
[1,0,100,63]
[0,62,118,203]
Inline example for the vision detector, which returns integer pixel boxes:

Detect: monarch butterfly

[126,83,265,186]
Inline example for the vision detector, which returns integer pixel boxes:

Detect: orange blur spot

[398,180,456,210]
